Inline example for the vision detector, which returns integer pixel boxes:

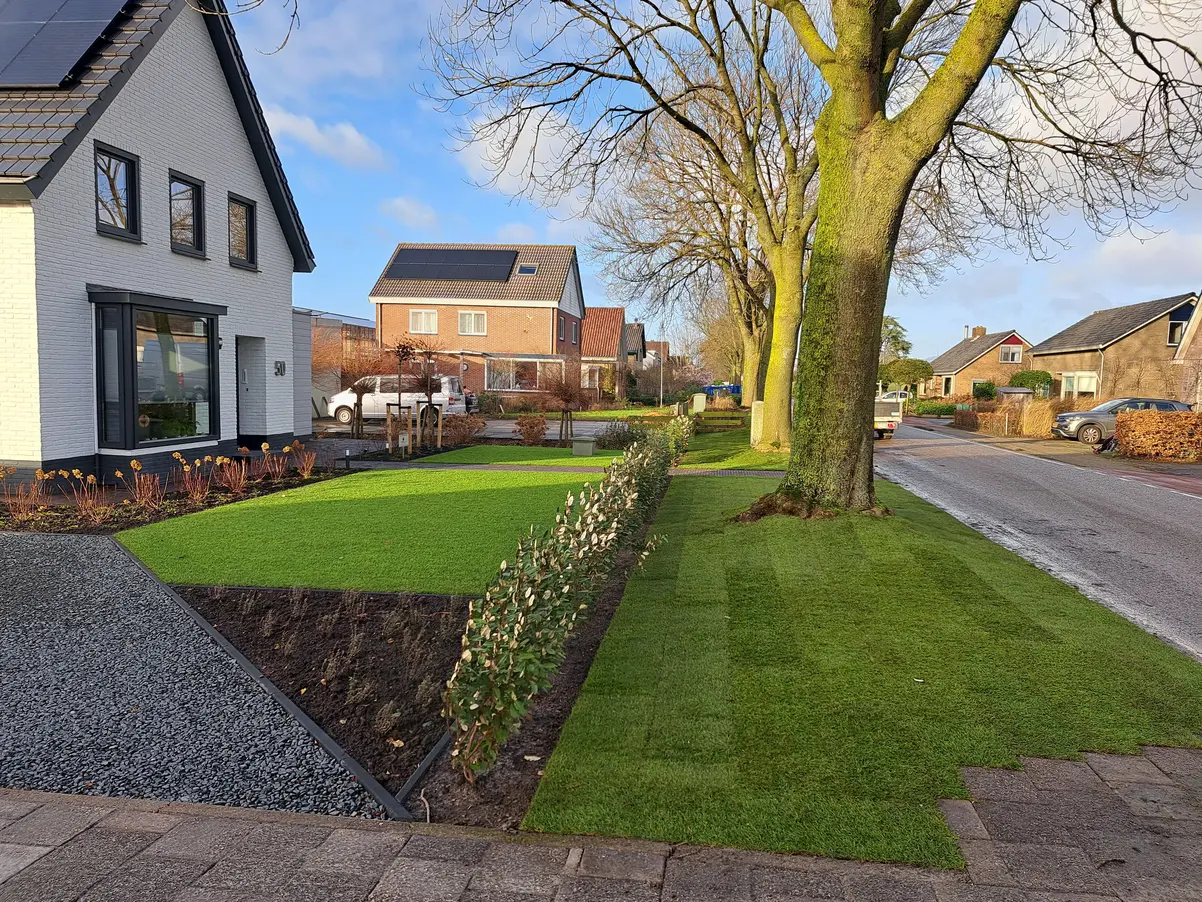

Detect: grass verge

[119,469,588,594]
[419,446,622,467]
[524,476,1202,866]
[679,429,789,470]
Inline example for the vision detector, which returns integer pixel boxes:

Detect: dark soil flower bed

[0,471,345,535]
[179,586,469,794]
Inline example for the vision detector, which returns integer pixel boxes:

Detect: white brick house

[0,0,314,478]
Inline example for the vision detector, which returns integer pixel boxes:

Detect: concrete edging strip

[109,537,415,821]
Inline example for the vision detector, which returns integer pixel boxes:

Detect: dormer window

[517,264,538,275]
[1169,320,1185,346]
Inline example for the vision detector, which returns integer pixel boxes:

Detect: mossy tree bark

[757,250,804,448]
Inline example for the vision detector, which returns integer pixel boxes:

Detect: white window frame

[558,315,566,341]
[517,264,538,275]
[999,345,1022,363]
[1060,371,1098,399]
[486,357,564,392]
[1168,320,1185,346]
[458,310,487,336]
[409,309,437,335]
[571,321,579,344]
[942,376,953,396]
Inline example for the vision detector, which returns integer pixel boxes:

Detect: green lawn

[420,445,621,467]
[118,469,589,594]
[679,428,789,470]
[498,407,675,420]
[525,476,1202,866]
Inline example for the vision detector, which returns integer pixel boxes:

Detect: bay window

[486,358,564,391]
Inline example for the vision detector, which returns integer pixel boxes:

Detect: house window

[571,321,579,344]
[559,316,566,342]
[486,359,563,391]
[95,144,139,240]
[169,172,204,256]
[458,311,486,336]
[518,264,537,275]
[228,194,257,268]
[1169,321,1185,346]
[93,297,221,449]
[581,365,601,389]
[1000,345,1022,363]
[1061,371,1098,400]
[410,310,438,334]
[942,376,953,396]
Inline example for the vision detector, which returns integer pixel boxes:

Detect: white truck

[874,396,905,439]
[328,375,467,425]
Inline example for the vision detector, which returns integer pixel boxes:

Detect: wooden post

[436,405,443,449]
[385,407,394,454]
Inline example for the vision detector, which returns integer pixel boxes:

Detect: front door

[235,336,268,445]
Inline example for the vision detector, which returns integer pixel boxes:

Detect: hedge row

[913,401,957,416]
[1115,410,1202,460]
[443,416,695,779]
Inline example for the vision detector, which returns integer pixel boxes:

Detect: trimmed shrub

[444,419,691,779]
[972,381,997,401]
[953,410,979,429]
[475,393,504,416]
[442,414,487,446]
[595,420,651,451]
[663,414,696,463]
[1009,370,1053,392]
[514,414,548,446]
[1115,410,1202,460]
[914,401,956,416]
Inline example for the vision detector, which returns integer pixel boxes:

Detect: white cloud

[496,222,538,243]
[381,196,439,231]
[265,107,386,169]
[1093,231,1202,289]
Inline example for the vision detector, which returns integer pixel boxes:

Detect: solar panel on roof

[0,0,130,88]
[386,248,519,282]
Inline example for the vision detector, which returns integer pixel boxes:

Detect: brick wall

[29,4,299,465]
[1033,313,1185,399]
[378,303,556,356]
[0,201,41,462]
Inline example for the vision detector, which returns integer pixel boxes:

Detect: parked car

[878,390,911,402]
[1052,397,1190,445]
[328,375,466,425]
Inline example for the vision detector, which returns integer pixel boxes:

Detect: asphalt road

[875,425,1202,660]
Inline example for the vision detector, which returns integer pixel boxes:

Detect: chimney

[963,325,970,340]
[971,326,987,340]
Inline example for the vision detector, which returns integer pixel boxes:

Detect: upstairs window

[571,321,579,344]
[169,172,204,256]
[95,144,139,240]
[1000,345,1022,363]
[458,311,486,335]
[228,194,257,268]
[517,264,538,275]
[1168,320,1185,346]
[410,310,438,334]
[558,315,566,341]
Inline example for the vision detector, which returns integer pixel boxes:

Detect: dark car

[1052,397,1191,445]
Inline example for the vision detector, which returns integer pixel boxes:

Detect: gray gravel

[876,425,1202,660]
[0,533,384,816]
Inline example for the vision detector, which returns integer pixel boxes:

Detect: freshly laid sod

[678,428,789,470]
[525,476,1202,866]
[420,445,622,467]
[119,469,589,594]
[499,407,676,420]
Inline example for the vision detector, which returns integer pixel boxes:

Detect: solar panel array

[385,248,519,282]
[0,0,130,88]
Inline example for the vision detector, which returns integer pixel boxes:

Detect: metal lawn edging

[396,732,453,807]
[110,539,415,821]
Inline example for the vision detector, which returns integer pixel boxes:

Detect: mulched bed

[180,586,469,793]
[0,471,345,535]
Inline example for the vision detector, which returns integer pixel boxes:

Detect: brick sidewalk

[2,747,1201,900]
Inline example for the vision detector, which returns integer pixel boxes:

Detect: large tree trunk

[739,318,771,406]
[776,123,917,510]
[756,252,803,449]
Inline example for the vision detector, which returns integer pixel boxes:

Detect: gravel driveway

[876,426,1202,660]
[0,533,383,816]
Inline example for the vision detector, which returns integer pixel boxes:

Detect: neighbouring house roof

[370,244,579,304]
[647,340,669,357]
[0,0,314,272]
[624,322,647,357]
[929,330,1025,375]
[580,306,625,359]
[1028,293,1197,356]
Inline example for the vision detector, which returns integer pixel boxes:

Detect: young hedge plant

[443,417,691,780]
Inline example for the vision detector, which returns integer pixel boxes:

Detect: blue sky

[235,1,1202,361]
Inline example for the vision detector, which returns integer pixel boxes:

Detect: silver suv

[1052,397,1191,445]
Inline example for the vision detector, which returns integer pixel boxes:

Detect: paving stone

[460,892,551,902]
[468,867,563,895]
[76,854,211,901]
[973,795,1139,846]
[1085,755,1175,787]
[1109,782,1202,820]
[939,800,989,841]
[0,859,105,902]
[192,854,313,893]
[752,864,846,899]
[1080,830,1202,880]
[0,844,52,884]
[395,833,490,864]
[1020,759,1110,794]
[933,886,1032,901]
[1140,748,1202,783]
[0,806,36,824]
[0,804,110,846]
[662,855,752,901]
[483,843,574,874]
[1108,877,1202,900]
[844,873,938,901]
[992,843,1113,894]
[99,810,182,834]
[555,875,662,901]
[44,828,158,866]
[577,849,666,884]
[368,856,474,901]
[302,828,407,881]
[958,841,1015,887]
[961,768,1040,803]
[141,818,254,861]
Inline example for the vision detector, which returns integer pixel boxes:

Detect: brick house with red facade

[371,244,585,400]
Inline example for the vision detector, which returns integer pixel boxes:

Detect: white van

[327,375,466,425]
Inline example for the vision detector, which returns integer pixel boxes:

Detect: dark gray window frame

[228,192,258,270]
[95,141,141,242]
[168,170,206,258]
[89,288,226,451]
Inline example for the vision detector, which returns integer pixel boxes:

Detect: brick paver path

[2,747,1200,900]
